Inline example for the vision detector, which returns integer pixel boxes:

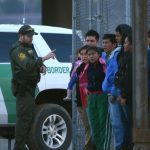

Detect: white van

[0,24,73,150]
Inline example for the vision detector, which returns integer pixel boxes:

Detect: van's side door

[0,32,17,124]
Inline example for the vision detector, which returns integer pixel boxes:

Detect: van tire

[28,104,72,150]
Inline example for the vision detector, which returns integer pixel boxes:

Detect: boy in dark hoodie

[86,46,111,150]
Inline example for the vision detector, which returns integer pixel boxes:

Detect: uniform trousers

[14,87,35,150]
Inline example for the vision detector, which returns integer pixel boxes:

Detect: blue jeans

[109,98,124,150]
[108,96,132,150]
[121,104,133,149]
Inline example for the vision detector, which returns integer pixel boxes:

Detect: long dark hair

[115,24,132,45]
[115,24,132,61]
[126,34,132,45]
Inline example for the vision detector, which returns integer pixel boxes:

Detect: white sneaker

[63,96,71,101]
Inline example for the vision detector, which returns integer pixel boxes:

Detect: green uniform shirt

[10,41,43,81]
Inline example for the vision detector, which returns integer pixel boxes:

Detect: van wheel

[28,104,72,150]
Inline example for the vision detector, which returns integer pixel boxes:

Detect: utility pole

[72,0,77,149]
[132,0,150,149]
[88,0,92,29]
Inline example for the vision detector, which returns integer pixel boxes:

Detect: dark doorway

[42,0,72,28]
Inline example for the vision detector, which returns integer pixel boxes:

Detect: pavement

[0,138,72,150]
[0,139,14,150]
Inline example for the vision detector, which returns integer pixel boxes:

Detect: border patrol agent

[10,25,55,150]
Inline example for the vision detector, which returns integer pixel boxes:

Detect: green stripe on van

[0,64,16,123]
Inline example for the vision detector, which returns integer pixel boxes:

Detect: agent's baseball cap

[18,25,38,37]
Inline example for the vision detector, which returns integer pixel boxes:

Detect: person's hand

[120,97,126,106]
[117,95,121,102]
[42,50,56,62]
[40,65,46,75]
[108,95,116,103]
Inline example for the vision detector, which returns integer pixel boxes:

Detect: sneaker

[25,144,29,150]
[63,96,71,101]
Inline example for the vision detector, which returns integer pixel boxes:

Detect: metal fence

[72,0,129,50]
[71,0,127,150]
[72,0,150,149]
[148,0,150,29]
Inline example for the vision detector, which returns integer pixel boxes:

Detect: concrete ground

[0,138,72,150]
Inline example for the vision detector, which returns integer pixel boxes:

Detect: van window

[0,32,38,62]
[41,33,72,62]
[0,32,17,62]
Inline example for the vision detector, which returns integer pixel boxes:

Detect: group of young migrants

[63,24,133,150]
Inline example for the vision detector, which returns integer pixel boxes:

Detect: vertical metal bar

[132,0,148,129]
[125,0,131,25]
[88,0,92,29]
[96,0,101,38]
[132,0,150,149]
[72,0,86,148]
[72,0,76,58]
[8,139,11,150]
[23,0,26,24]
[72,0,77,150]
[72,87,77,150]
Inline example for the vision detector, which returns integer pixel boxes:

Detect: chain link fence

[72,0,129,49]
[72,0,150,149]
[148,0,150,29]
[72,0,128,150]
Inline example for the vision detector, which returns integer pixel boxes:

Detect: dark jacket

[115,51,132,100]
[10,41,43,84]
[87,60,105,92]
